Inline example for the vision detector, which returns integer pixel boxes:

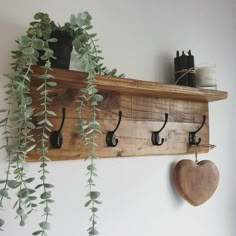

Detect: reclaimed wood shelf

[28,66,228,161]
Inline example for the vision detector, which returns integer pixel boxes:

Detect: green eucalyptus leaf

[27,189,36,194]
[70,14,77,26]
[90,191,100,200]
[25,178,35,183]
[29,196,37,201]
[40,191,51,200]
[88,88,98,95]
[19,35,31,47]
[84,25,93,30]
[27,144,36,152]
[0,118,7,124]
[16,207,24,215]
[17,188,28,199]
[47,38,58,43]
[47,199,54,203]
[0,189,9,198]
[85,200,91,207]
[88,228,99,235]
[34,111,45,116]
[89,33,97,38]
[93,94,103,102]
[7,180,20,189]
[44,207,51,213]
[32,230,43,235]
[91,207,98,213]
[44,184,54,189]
[0,219,4,227]
[37,74,54,79]
[39,221,51,230]
[20,219,25,227]
[72,39,81,50]
[22,47,35,55]
[87,164,96,171]
[32,39,44,49]
[94,200,102,204]
[0,109,7,113]
[46,81,57,87]
[47,110,56,116]
[34,12,45,20]
[40,163,47,168]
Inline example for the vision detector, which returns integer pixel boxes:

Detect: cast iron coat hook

[50,108,66,149]
[151,113,168,146]
[106,111,122,147]
[189,115,206,145]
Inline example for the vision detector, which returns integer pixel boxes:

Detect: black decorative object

[50,108,66,148]
[151,113,168,146]
[106,111,122,147]
[174,50,196,87]
[189,115,206,145]
[49,30,73,69]
[38,30,73,69]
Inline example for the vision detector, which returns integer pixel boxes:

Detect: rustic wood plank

[30,86,208,122]
[28,118,209,161]
[31,66,228,102]
[28,86,209,161]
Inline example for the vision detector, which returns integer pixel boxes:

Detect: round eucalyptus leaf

[90,191,100,200]
[32,39,44,50]
[22,47,35,55]
[39,221,51,230]
[19,35,31,47]
[20,219,25,227]
[0,189,9,198]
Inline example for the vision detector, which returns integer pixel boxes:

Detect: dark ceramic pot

[38,30,73,69]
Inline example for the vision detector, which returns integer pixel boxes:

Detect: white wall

[0,0,236,235]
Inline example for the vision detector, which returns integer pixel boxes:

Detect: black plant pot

[38,30,73,69]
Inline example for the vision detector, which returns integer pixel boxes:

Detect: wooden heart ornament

[173,159,219,206]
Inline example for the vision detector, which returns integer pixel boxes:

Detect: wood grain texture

[173,159,219,206]
[31,66,228,102]
[26,66,227,161]
[28,85,210,161]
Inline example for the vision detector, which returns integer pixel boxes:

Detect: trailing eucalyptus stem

[0,11,123,235]
[0,35,42,227]
[0,72,16,231]
[33,60,56,236]
[71,12,104,236]
[0,12,54,232]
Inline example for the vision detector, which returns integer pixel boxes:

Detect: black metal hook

[151,113,168,146]
[50,108,66,149]
[106,111,122,147]
[189,115,206,145]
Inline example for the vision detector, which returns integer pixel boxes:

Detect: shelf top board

[31,66,228,102]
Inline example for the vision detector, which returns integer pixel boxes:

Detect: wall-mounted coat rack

[28,66,228,161]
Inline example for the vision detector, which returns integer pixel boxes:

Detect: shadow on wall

[0,18,26,71]
[154,51,174,84]
[168,160,185,208]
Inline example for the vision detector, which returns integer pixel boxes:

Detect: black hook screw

[151,113,168,146]
[50,108,66,149]
[106,111,122,147]
[189,115,206,145]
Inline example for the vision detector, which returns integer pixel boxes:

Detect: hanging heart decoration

[173,159,219,206]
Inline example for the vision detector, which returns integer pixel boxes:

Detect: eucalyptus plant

[0,11,122,236]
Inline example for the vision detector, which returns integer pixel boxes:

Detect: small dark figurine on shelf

[174,50,196,87]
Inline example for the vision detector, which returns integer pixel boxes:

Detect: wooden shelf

[28,66,228,162]
[31,66,228,103]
